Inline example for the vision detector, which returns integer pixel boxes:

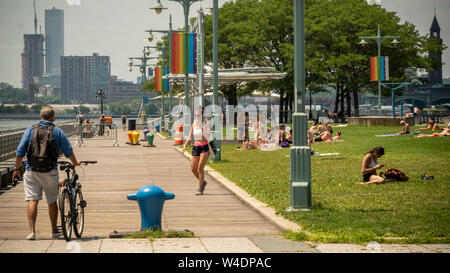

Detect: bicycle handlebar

[58,160,97,171]
[81,160,97,165]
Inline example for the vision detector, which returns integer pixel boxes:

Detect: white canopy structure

[163,67,286,92]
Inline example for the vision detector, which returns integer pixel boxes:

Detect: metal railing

[418,111,450,125]
[75,123,119,147]
[0,122,78,163]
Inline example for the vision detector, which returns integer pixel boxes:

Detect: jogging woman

[182,110,210,195]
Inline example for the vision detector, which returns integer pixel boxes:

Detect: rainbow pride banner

[171,33,197,74]
[154,66,168,92]
[370,56,389,82]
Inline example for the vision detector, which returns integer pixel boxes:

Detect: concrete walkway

[1,237,448,253]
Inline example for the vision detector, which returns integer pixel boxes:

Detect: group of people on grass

[240,119,343,151]
[308,120,342,143]
[395,117,450,137]
[182,108,448,194]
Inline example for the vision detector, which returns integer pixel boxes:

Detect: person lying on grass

[413,117,441,132]
[356,146,396,185]
[313,130,331,142]
[415,122,450,138]
[396,120,410,135]
[323,131,342,142]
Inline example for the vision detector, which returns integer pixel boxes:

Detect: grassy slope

[207,125,450,244]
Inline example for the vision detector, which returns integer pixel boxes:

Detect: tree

[203,0,261,107]
[0,84,29,103]
[306,0,445,117]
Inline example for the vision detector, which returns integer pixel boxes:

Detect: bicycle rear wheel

[73,190,85,238]
[59,190,72,241]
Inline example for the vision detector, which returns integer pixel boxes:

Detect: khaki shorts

[23,169,59,204]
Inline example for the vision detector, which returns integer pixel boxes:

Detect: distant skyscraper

[21,0,44,90]
[61,53,111,103]
[45,7,64,76]
[21,34,45,89]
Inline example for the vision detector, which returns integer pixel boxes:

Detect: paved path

[0,129,279,240]
[1,237,448,253]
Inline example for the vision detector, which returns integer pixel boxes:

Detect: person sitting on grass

[279,124,287,144]
[415,122,450,138]
[286,129,293,144]
[356,146,396,185]
[414,117,441,132]
[325,121,333,135]
[310,120,318,133]
[405,106,420,119]
[396,120,410,135]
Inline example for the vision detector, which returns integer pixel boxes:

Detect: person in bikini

[182,108,210,195]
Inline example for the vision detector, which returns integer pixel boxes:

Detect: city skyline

[0,0,449,88]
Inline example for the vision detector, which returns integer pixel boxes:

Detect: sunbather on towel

[415,122,450,138]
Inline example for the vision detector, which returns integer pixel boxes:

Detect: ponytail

[366,146,384,156]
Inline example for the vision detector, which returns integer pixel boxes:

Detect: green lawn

[158,131,172,139]
[205,125,450,244]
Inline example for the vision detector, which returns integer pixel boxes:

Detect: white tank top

[193,121,203,140]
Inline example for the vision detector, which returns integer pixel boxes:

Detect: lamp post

[145,15,183,137]
[96,89,106,115]
[151,0,202,137]
[211,0,221,161]
[145,45,169,132]
[128,49,158,129]
[359,24,399,116]
[288,0,311,211]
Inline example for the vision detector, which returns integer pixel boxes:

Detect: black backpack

[27,124,58,172]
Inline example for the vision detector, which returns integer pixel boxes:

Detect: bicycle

[58,160,97,241]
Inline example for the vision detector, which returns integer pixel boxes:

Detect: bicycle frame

[60,168,80,226]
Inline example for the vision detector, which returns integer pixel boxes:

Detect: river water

[0,118,123,131]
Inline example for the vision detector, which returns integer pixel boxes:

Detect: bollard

[143,129,150,139]
[132,130,140,144]
[127,185,175,230]
[127,131,133,143]
[146,132,155,146]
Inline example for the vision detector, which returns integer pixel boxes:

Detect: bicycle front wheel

[59,190,72,241]
[73,190,85,238]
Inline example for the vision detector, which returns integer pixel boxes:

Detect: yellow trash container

[132,130,140,144]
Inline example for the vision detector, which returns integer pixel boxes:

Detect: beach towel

[285,152,340,157]
[375,132,421,137]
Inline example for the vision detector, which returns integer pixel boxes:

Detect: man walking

[12,105,81,240]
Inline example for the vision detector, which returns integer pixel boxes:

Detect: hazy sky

[1,0,449,88]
